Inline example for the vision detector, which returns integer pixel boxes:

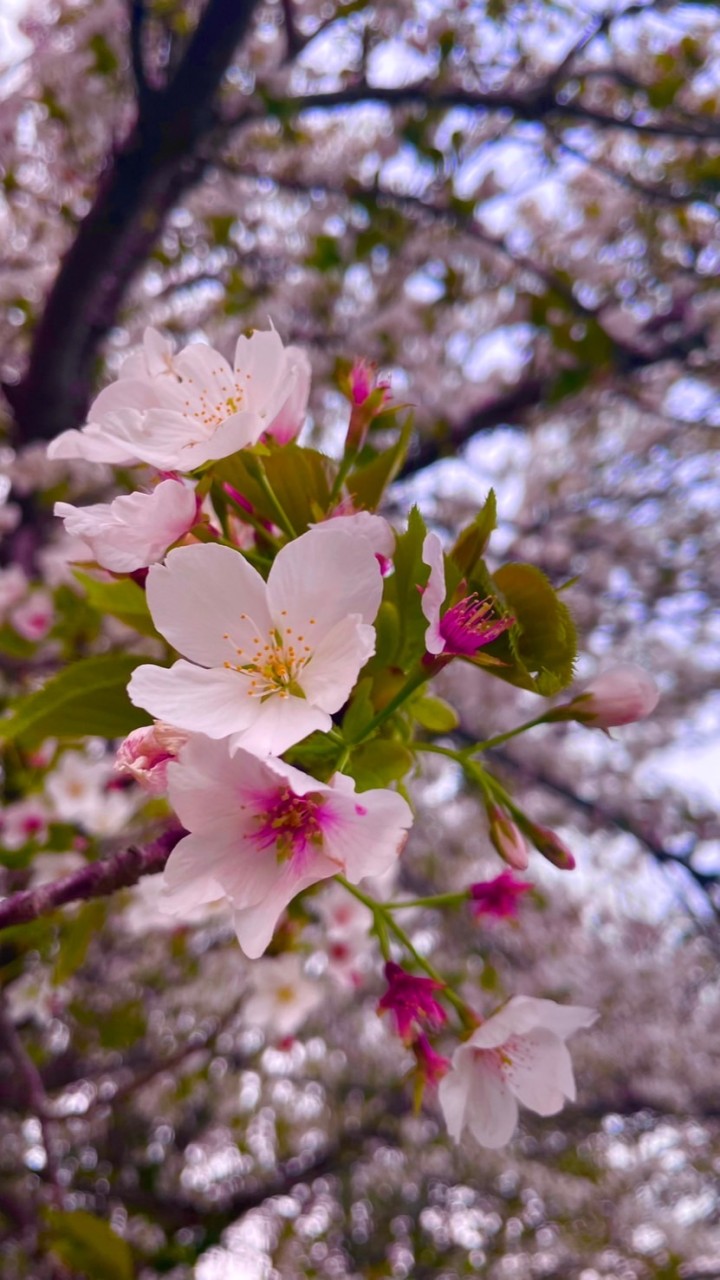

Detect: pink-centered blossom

[469,871,533,919]
[128,527,383,757]
[563,664,660,728]
[162,737,413,959]
[10,590,54,642]
[439,996,597,1149]
[378,961,447,1043]
[55,479,199,573]
[48,328,310,471]
[421,532,512,659]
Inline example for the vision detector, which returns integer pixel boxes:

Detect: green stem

[348,667,429,745]
[328,446,358,506]
[385,892,468,910]
[472,712,553,751]
[252,460,298,539]
[337,876,473,1026]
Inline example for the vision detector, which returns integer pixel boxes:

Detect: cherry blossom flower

[45,749,138,835]
[128,527,383,757]
[115,723,189,794]
[469,871,533,919]
[0,798,50,850]
[161,737,413,959]
[562,663,660,728]
[421,532,512,659]
[439,996,597,1149]
[244,953,324,1036]
[378,961,447,1043]
[48,328,311,471]
[10,590,54,641]
[262,346,312,444]
[54,479,199,573]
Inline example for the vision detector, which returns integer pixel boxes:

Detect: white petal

[128,661,256,737]
[233,327,288,414]
[420,531,447,655]
[324,786,412,882]
[468,996,597,1050]
[503,1028,578,1115]
[232,853,338,959]
[309,512,395,559]
[145,543,272,667]
[161,832,233,914]
[47,423,139,464]
[439,1052,519,1149]
[229,695,331,757]
[268,528,383,633]
[171,343,236,405]
[301,617,376,712]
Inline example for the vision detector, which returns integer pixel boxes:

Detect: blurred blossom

[244,953,324,1037]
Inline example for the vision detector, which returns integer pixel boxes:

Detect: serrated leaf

[74,573,160,638]
[488,562,577,695]
[45,1209,132,1280]
[450,489,497,576]
[383,506,429,671]
[0,653,154,746]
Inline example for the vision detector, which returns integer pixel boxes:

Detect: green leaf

[372,600,401,669]
[0,624,35,659]
[53,900,106,986]
[45,1209,132,1280]
[74,573,160,638]
[0,653,155,746]
[489,563,577,695]
[347,739,413,790]
[413,695,459,733]
[450,489,497,576]
[382,506,429,671]
[342,677,375,743]
[214,444,335,534]
[346,416,414,510]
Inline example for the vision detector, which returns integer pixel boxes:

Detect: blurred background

[1,2,719,1277]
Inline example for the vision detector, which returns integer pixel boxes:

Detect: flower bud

[487,805,530,870]
[115,723,189,794]
[342,358,391,451]
[560,664,659,729]
[525,822,576,870]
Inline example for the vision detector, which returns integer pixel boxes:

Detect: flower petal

[128,661,256,737]
[503,1027,578,1115]
[301,616,376,712]
[469,995,597,1050]
[230,694,331,757]
[268,528,383,633]
[420,532,447,655]
[145,543,272,667]
[232,853,338,959]
[323,786,412,882]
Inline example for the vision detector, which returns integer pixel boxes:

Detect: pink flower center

[248,786,336,865]
[439,594,512,656]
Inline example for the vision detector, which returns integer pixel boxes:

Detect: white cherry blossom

[244,953,324,1036]
[161,737,413,958]
[55,479,198,573]
[128,527,383,756]
[439,996,597,1149]
[48,328,310,471]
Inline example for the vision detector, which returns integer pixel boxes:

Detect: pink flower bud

[487,806,530,870]
[343,358,391,450]
[378,962,447,1044]
[115,723,189,794]
[564,664,659,728]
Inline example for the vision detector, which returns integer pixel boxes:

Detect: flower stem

[336,876,473,1027]
[385,892,468,910]
[252,460,298,539]
[472,712,554,751]
[347,667,429,745]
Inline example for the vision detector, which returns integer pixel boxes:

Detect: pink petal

[128,661,256,738]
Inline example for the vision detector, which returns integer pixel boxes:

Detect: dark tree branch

[128,0,155,111]
[0,823,184,933]
[5,0,262,446]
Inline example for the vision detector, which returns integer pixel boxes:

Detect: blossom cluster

[33,324,661,1149]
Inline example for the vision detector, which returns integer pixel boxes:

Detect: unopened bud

[487,805,530,870]
[115,723,189,794]
[558,664,659,729]
[525,822,576,870]
[342,358,391,451]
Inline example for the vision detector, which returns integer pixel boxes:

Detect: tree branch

[6,0,262,446]
[0,823,184,933]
